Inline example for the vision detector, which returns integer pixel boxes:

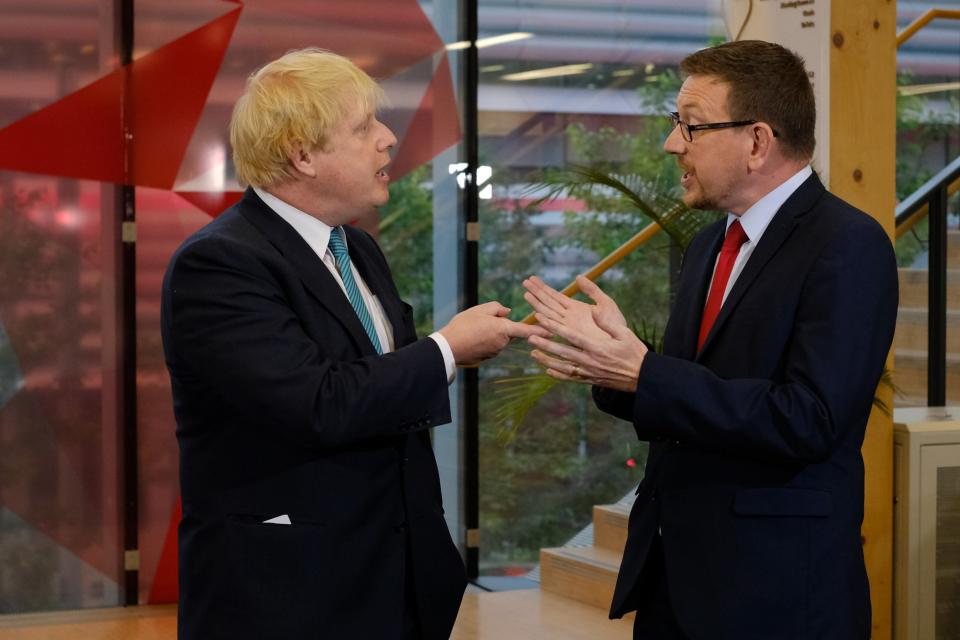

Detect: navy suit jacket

[594,173,898,639]
[161,189,466,639]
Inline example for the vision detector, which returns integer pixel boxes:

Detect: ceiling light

[445,32,534,51]
[502,63,594,82]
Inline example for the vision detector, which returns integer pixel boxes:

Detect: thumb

[505,320,550,339]
[477,301,509,316]
[593,306,632,339]
[576,275,610,304]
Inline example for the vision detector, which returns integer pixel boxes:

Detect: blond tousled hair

[230,48,385,188]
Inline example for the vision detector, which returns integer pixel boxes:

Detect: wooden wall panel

[829,2,898,639]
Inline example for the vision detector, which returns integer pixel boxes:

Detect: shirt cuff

[428,332,457,384]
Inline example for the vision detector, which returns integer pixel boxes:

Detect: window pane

[477,0,721,579]
[0,1,122,611]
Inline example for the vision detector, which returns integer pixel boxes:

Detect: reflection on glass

[0,0,122,612]
[476,0,722,579]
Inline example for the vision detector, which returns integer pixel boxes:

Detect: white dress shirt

[712,165,813,305]
[253,187,456,382]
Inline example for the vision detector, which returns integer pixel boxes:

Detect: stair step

[539,545,622,610]
[894,308,960,353]
[897,268,960,308]
[593,504,629,552]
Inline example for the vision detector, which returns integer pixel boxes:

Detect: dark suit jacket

[161,189,466,639]
[594,174,898,639]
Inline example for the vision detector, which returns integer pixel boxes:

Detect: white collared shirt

[713,165,813,305]
[253,187,456,382]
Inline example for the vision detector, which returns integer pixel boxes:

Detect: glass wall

[0,0,123,611]
[892,0,960,407]
[475,0,723,578]
[0,0,466,611]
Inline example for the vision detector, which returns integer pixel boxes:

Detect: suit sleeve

[161,234,451,449]
[608,219,898,463]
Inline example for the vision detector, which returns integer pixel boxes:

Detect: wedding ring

[572,365,580,377]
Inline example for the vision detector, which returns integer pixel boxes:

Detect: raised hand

[524,276,646,393]
[522,275,627,343]
[439,301,550,367]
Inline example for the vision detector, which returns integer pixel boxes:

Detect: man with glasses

[523,40,898,639]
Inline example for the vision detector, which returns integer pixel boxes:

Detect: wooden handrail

[522,221,663,323]
[896,8,960,48]
[895,175,960,239]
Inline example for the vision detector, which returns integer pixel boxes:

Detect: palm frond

[873,366,899,417]
[527,164,720,250]
[491,374,560,445]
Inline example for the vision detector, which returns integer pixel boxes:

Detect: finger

[524,276,571,311]
[576,275,611,304]
[530,349,574,372]
[505,320,551,339]
[534,313,593,350]
[528,333,589,365]
[522,286,566,322]
[523,292,564,323]
[593,307,630,337]
[475,301,508,316]
[531,275,577,310]
[593,303,628,330]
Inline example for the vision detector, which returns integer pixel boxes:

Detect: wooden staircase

[893,230,960,406]
[538,502,631,612]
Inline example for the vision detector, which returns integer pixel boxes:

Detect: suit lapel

[695,173,825,360]
[236,189,379,356]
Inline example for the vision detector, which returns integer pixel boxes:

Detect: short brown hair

[230,48,385,188]
[680,40,815,161]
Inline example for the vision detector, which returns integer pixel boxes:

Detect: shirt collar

[727,165,813,242]
[253,186,343,258]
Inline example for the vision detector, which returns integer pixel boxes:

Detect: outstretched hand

[439,301,550,367]
[523,275,627,342]
[522,275,647,392]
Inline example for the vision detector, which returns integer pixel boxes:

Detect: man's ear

[287,140,316,178]
[747,123,777,171]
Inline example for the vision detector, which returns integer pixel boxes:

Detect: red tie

[697,220,748,352]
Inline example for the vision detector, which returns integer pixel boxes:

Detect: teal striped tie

[327,227,384,354]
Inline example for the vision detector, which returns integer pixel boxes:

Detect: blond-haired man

[162,48,542,640]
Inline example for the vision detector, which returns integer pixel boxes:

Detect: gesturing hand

[439,301,550,367]
[523,275,647,393]
[523,275,628,340]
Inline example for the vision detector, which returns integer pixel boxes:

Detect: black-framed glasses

[668,111,771,142]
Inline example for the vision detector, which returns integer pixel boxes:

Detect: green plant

[492,167,718,440]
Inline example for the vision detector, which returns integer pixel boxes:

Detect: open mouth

[376,164,390,180]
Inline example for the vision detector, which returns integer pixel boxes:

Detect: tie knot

[328,227,348,260]
[722,220,748,252]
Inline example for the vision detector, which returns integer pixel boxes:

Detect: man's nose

[380,122,398,150]
[663,124,684,154]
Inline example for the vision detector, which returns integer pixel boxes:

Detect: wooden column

[829,2,897,639]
